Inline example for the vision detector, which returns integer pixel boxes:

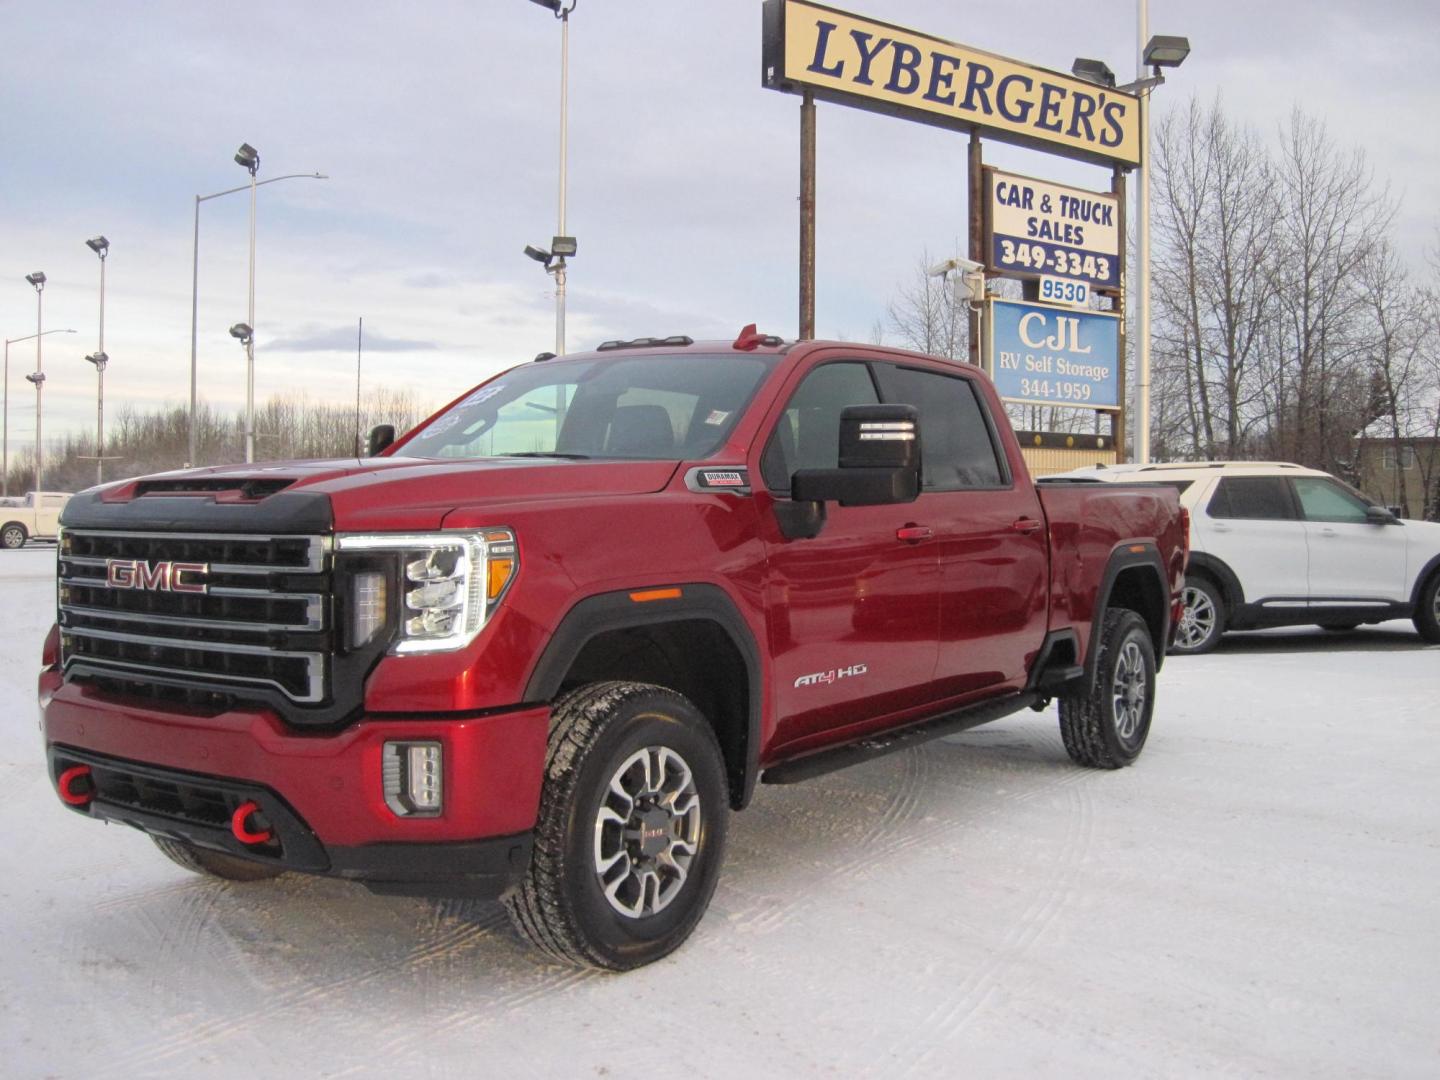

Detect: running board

[761,692,1039,786]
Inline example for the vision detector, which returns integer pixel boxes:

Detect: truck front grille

[58,530,329,703]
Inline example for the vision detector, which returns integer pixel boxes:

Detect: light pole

[234,143,261,463]
[23,272,46,497]
[1134,19,1190,462]
[85,236,110,485]
[187,165,327,467]
[229,323,253,461]
[3,328,75,498]
[1072,18,1189,464]
[528,0,579,356]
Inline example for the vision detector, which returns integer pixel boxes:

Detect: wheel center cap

[632,806,672,858]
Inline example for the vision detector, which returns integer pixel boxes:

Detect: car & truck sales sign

[762,0,1141,168]
[988,299,1120,410]
[985,169,1120,290]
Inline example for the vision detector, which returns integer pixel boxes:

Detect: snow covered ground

[2,544,1437,1078]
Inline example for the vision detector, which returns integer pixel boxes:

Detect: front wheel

[1414,572,1440,644]
[1,524,26,549]
[504,681,729,970]
[1172,576,1225,655]
[1058,609,1156,769]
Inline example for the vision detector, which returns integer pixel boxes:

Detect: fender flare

[1185,552,1246,613]
[1086,543,1171,687]
[1408,551,1440,610]
[523,583,764,808]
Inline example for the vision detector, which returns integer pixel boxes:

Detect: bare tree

[1264,109,1394,470]
[884,247,969,360]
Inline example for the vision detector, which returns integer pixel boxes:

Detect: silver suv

[1053,462,1440,653]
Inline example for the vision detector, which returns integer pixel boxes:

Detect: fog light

[382,741,443,817]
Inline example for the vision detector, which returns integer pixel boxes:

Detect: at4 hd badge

[794,663,868,689]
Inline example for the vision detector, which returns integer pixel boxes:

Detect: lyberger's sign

[762,0,1141,168]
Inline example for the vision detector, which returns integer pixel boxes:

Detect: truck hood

[64,456,681,534]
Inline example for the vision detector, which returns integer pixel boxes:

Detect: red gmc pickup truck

[41,328,1186,970]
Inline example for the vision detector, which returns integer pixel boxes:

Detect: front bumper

[41,672,548,898]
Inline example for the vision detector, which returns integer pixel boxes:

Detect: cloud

[403,272,454,289]
[267,325,440,353]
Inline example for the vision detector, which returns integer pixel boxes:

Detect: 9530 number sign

[1039,275,1089,308]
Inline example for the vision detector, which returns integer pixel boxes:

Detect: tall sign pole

[799,89,816,339]
[1135,0,1152,462]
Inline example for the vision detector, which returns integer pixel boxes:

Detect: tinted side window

[1293,477,1370,523]
[1207,476,1296,520]
[761,363,879,492]
[873,365,1004,490]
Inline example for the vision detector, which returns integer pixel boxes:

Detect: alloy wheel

[1176,585,1216,650]
[593,745,702,919]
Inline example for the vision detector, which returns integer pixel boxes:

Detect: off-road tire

[151,836,286,882]
[504,681,728,971]
[1,524,26,549]
[1414,571,1440,644]
[1058,609,1156,769]
[1172,575,1225,655]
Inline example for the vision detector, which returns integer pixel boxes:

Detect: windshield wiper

[500,451,592,460]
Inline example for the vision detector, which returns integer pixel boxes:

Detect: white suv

[1052,462,1440,653]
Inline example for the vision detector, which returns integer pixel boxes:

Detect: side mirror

[1365,505,1400,525]
[367,424,396,457]
[791,405,921,507]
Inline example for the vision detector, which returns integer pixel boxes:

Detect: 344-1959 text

[1019,378,1093,402]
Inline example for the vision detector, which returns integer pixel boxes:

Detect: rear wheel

[1,524,26,549]
[151,836,285,882]
[1415,572,1440,644]
[1058,609,1156,769]
[505,681,728,970]
[1172,576,1225,655]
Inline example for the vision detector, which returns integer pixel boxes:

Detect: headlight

[337,529,518,654]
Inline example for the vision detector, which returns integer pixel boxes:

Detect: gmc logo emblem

[105,559,209,594]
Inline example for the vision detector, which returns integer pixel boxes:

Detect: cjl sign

[988,299,1119,410]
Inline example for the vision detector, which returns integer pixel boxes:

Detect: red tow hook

[230,800,274,845]
[57,765,94,807]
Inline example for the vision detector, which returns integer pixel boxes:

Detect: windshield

[399,353,777,461]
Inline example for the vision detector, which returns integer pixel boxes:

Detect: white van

[2,491,72,548]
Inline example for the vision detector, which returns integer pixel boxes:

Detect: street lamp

[3,328,74,498]
[23,272,46,499]
[1134,21,1190,464]
[187,162,327,467]
[236,143,261,463]
[1071,14,1189,465]
[229,323,254,462]
[86,236,110,485]
[528,0,579,356]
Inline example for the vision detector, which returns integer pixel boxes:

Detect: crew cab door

[1292,475,1409,602]
[755,360,940,750]
[870,363,1049,696]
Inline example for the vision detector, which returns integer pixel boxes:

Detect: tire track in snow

[896,770,1097,1075]
[722,727,1092,939]
[97,895,514,1077]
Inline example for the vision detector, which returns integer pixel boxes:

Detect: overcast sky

[4,0,1438,445]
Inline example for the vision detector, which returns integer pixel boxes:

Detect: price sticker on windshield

[1039,276,1089,308]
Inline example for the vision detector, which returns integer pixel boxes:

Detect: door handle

[896,526,933,543]
[1011,517,1043,534]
